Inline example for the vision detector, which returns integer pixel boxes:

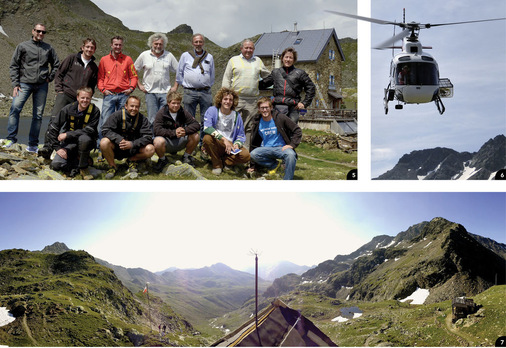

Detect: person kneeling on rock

[152,91,200,173]
[100,96,155,179]
[48,87,100,180]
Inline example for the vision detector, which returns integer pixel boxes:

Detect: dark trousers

[50,134,95,172]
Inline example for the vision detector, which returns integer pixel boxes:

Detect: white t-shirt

[216,110,235,141]
[82,57,91,69]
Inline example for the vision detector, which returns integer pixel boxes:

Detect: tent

[212,299,338,347]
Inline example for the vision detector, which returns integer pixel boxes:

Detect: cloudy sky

[1,192,504,273]
[89,0,358,47]
[370,0,506,177]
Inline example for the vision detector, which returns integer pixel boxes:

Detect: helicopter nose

[401,86,438,103]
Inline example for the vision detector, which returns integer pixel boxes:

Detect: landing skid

[435,95,445,115]
[383,86,395,115]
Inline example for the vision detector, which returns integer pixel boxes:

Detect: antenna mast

[249,249,260,330]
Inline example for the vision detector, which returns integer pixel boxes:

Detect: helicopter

[326,10,506,114]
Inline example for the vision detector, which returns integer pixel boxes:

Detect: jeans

[145,93,167,125]
[7,82,48,146]
[275,104,300,123]
[98,93,128,143]
[183,89,212,122]
[250,146,297,180]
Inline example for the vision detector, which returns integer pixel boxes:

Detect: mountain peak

[40,242,71,254]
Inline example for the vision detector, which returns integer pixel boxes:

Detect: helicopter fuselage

[389,40,440,104]
[384,38,451,114]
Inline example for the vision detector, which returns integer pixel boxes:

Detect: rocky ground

[0,141,206,180]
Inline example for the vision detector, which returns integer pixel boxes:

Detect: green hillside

[213,285,505,347]
[98,260,271,337]
[0,248,203,346]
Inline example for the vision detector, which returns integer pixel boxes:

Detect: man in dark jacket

[4,23,59,152]
[152,91,200,171]
[249,97,302,180]
[39,38,99,159]
[100,96,154,178]
[259,47,315,123]
[49,87,100,180]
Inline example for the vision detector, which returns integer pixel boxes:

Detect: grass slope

[0,249,203,346]
[213,286,504,347]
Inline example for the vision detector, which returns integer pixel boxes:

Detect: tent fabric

[212,299,337,347]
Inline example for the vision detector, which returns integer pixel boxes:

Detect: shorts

[113,146,139,160]
[160,136,188,154]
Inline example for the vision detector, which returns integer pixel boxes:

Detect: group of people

[3,23,315,180]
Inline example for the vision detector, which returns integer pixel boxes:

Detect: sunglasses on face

[34,29,46,34]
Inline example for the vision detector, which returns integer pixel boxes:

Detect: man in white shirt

[222,39,270,149]
[176,33,215,123]
[135,33,179,126]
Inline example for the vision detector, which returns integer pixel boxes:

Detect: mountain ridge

[264,217,505,304]
[375,134,505,180]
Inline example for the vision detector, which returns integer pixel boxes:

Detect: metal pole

[255,253,258,330]
[146,282,152,331]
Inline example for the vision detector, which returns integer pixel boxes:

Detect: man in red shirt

[97,35,138,147]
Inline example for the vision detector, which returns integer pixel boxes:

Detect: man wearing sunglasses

[4,23,60,153]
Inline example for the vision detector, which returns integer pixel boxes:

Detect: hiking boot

[37,146,52,159]
[105,168,116,179]
[26,145,39,154]
[268,161,281,175]
[212,167,222,175]
[153,157,169,173]
[69,168,80,178]
[2,140,14,149]
[127,160,138,173]
[182,154,195,167]
[200,146,210,162]
[80,168,94,180]
[96,151,105,163]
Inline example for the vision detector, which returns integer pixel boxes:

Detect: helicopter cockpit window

[396,62,438,85]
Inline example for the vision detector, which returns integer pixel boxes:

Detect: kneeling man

[202,87,250,175]
[49,86,100,179]
[100,96,154,178]
[250,97,302,180]
[152,91,200,172]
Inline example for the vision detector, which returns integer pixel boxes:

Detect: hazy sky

[1,192,504,273]
[89,0,358,47]
[370,0,506,177]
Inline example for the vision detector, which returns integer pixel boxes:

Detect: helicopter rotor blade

[374,29,410,50]
[325,10,400,26]
[421,17,506,28]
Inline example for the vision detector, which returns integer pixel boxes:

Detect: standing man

[49,87,100,180]
[134,32,179,126]
[222,39,270,150]
[176,33,215,124]
[97,35,138,144]
[100,96,154,179]
[39,38,99,159]
[249,97,302,180]
[4,23,60,152]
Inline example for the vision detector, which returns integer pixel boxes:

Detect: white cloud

[90,0,357,47]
